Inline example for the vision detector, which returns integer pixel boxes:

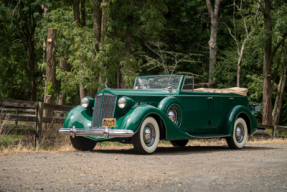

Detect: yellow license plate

[102,118,116,127]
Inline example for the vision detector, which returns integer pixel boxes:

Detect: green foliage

[43,82,54,95]
[0,0,287,124]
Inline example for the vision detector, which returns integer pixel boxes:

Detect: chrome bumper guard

[58,126,134,139]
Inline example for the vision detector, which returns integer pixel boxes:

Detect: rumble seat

[193,87,248,96]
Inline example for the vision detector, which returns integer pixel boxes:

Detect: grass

[1,135,286,155]
[0,135,25,147]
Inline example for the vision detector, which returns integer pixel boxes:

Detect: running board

[186,133,230,139]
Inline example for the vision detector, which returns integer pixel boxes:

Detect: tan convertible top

[193,87,248,96]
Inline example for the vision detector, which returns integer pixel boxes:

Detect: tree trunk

[79,75,86,99]
[44,28,57,129]
[57,59,70,117]
[237,45,245,87]
[93,0,102,52]
[73,0,80,26]
[262,0,273,125]
[27,37,36,101]
[80,0,86,98]
[80,0,86,27]
[97,0,109,92]
[117,68,120,88]
[73,0,86,97]
[121,0,134,89]
[101,0,108,42]
[206,0,221,88]
[272,63,286,125]
[45,28,57,99]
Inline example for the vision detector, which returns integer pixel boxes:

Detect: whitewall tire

[133,117,160,154]
[226,117,248,149]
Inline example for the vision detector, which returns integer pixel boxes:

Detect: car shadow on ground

[90,145,279,155]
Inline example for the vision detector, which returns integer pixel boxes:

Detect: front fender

[63,106,93,129]
[115,104,191,141]
[224,105,257,136]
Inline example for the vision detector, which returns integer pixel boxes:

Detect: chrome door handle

[207,97,213,100]
[230,98,234,100]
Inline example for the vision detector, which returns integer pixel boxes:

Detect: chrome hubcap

[235,123,244,143]
[143,123,155,147]
[168,109,178,124]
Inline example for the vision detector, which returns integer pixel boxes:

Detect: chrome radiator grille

[92,93,117,128]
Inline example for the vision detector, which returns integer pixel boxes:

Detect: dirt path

[0,143,287,192]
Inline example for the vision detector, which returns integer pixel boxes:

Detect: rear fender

[224,105,257,136]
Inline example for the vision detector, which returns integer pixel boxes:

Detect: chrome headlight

[81,97,89,108]
[118,97,126,108]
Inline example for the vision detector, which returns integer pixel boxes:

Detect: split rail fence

[262,125,287,138]
[0,98,74,145]
[1,98,287,146]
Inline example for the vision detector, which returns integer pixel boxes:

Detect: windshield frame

[133,75,184,90]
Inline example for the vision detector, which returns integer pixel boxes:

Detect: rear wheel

[133,117,160,154]
[226,118,248,149]
[70,136,97,151]
[170,140,189,147]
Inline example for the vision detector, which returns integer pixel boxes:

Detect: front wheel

[132,117,160,154]
[70,136,97,151]
[226,118,248,149]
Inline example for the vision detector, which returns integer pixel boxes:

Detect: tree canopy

[0,0,287,125]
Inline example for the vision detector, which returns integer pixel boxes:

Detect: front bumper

[58,126,134,139]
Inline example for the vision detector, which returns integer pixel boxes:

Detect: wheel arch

[237,113,251,134]
[148,113,166,140]
[224,105,257,136]
[120,104,190,141]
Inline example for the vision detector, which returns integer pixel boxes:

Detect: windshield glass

[134,76,182,90]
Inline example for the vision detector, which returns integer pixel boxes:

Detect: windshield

[134,76,182,90]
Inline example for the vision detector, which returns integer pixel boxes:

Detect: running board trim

[186,132,230,139]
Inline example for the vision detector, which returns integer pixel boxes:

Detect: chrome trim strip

[58,128,134,138]
[186,132,230,139]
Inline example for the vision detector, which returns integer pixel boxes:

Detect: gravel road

[0,143,287,192]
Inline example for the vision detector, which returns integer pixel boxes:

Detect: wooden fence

[1,98,286,146]
[0,98,74,145]
[262,125,287,138]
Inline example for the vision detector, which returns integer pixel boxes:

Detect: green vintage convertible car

[58,75,259,154]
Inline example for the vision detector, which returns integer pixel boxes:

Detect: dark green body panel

[63,75,257,142]
[64,106,93,129]
[224,105,257,136]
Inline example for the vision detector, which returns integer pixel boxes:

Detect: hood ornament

[105,78,109,89]
[168,86,173,97]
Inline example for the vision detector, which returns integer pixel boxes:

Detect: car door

[179,76,217,134]
[179,94,213,133]
[212,94,235,133]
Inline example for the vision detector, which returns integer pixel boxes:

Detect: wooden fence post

[272,125,277,138]
[37,102,44,144]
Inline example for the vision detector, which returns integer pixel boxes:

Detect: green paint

[62,75,257,142]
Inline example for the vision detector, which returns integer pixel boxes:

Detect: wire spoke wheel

[226,117,248,149]
[133,117,160,154]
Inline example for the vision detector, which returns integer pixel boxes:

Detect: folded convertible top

[193,87,248,96]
